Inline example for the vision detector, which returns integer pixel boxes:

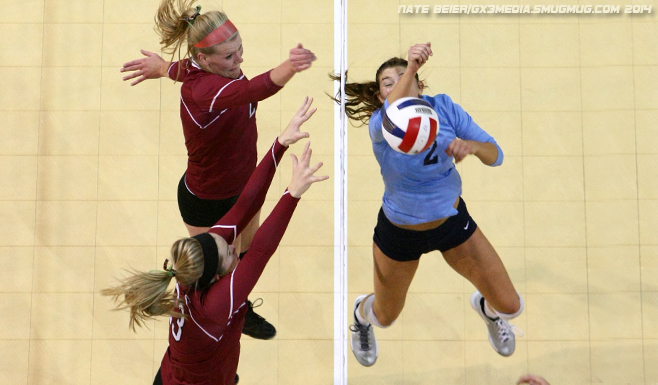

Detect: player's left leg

[442,227,523,357]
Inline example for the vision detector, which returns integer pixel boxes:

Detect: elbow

[490,144,504,167]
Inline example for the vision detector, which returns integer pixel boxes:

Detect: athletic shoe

[242,298,276,340]
[470,291,518,357]
[349,295,378,367]
[234,374,239,384]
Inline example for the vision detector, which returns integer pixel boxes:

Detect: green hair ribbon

[187,5,202,27]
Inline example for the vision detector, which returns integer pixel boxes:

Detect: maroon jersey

[159,140,299,384]
[168,60,283,200]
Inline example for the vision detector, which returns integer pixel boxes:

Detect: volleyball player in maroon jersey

[103,98,328,385]
[120,0,317,340]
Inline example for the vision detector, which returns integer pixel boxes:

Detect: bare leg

[359,243,419,326]
[441,227,519,314]
[237,210,261,253]
[350,243,419,367]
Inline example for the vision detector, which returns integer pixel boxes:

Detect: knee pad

[362,295,395,328]
[492,293,524,321]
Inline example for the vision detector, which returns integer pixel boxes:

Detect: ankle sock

[355,300,370,326]
[493,294,525,321]
[363,295,394,328]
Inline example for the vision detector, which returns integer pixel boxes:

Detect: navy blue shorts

[373,198,477,262]
[177,173,239,227]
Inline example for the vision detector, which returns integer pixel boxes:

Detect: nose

[235,51,244,64]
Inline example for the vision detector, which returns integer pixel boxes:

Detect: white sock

[355,296,370,326]
[493,294,525,321]
[363,295,393,328]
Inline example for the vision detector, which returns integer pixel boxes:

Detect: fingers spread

[303,107,317,121]
[122,60,140,68]
[309,161,323,173]
[130,76,146,86]
[300,141,311,162]
[122,70,144,81]
[297,96,310,112]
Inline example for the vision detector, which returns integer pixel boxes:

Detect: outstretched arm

[269,43,317,87]
[386,43,432,104]
[120,50,175,86]
[208,97,317,242]
[206,140,329,321]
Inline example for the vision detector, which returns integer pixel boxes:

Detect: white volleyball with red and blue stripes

[382,97,439,155]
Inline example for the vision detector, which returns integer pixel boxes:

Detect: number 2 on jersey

[423,141,439,166]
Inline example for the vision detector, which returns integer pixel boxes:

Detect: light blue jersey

[369,94,503,225]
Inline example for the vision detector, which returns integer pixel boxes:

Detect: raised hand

[445,138,476,163]
[278,97,316,147]
[407,42,432,72]
[121,50,170,86]
[289,43,317,73]
[287,141,329,198]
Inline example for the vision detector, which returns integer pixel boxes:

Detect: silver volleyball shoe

[470,291,520,357]
[349,295,378,367]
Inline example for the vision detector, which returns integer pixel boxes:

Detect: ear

[376,90,385,104]
[418,80,425,95]
[197,52,207,65]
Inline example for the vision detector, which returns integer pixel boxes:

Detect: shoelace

[349,323,372,350]
[494,319,524,342]
[247,298,266,324]
[494,319,511,342]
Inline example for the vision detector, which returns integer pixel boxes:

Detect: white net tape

[333,0,348,383]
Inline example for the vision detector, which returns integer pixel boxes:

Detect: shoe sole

[241,330,277,340]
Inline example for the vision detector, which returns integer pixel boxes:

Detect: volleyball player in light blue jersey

[333,43,524,366]
[369,93,503,226]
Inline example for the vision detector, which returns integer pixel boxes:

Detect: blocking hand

[278,96,316,147]
[121,50,169,86]
[287,141,329,198]
[289,43,317,73]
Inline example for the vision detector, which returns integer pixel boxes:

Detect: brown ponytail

[330,57,421,126]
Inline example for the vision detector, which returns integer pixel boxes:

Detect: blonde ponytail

[102,238,205,331]
[154,0,233,67]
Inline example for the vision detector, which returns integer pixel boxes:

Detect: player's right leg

[351,242,419,367]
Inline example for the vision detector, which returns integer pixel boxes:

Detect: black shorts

[177,173,240,227]
[153,368,162,385]
[373,198,477,262]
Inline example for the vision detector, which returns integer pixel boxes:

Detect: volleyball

[381,97,438,155]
